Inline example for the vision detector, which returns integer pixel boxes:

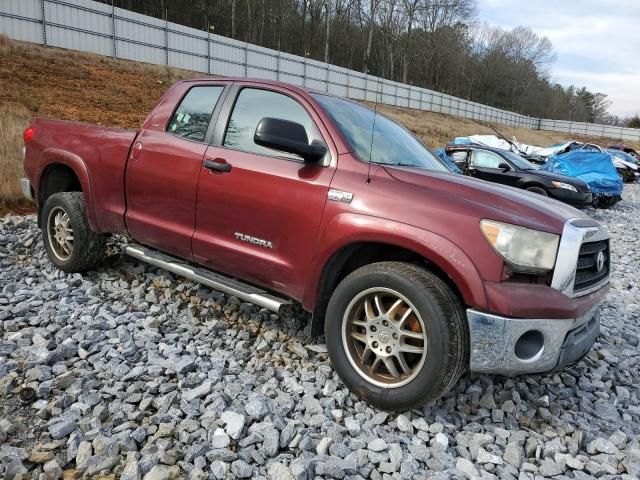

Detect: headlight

[480,220,559,273]
[551,181,577,192]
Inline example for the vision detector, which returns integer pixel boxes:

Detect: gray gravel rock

[210,460,228,479]
[231,459,253,478]
[221,410,246,440]
[2,185,640,480]
[268,461,295,480]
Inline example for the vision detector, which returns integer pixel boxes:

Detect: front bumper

[467,305,600,375]
[549,188,592,208]
[20,178,34,201]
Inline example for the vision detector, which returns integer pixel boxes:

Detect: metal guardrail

[1,0,638,141]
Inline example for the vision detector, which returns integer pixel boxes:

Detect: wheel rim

[47,206,74,261]
[342,287,428,389]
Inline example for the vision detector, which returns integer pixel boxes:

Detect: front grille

[574,240,609,293]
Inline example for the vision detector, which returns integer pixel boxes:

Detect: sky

[476,0,640,118]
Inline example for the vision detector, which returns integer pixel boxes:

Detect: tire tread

[41,192,105,273]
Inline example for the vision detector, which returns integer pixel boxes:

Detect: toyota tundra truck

[21,78,610,410]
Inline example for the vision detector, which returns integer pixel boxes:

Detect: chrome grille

[574,240,609,293]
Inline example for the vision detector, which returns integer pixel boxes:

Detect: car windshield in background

[312,93,448,172]
[502,150,539,170]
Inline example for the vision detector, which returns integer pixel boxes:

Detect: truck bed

[25,118,137,233]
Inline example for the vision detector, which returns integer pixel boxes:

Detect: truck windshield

[312,93,448,172]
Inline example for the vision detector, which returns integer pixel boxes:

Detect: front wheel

[41,192,106,273]
[526,186,548,196]
[325,262,468,410]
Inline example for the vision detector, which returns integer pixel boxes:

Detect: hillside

[1,35,637,214]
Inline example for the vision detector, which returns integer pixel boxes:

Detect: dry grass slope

[374,103,640,151]
[0,104,31,208]
[0,34,637,212]
[0,35,198,211]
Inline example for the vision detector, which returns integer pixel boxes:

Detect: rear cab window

[167,86,224,142]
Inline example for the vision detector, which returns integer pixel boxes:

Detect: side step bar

[124,244,291,313]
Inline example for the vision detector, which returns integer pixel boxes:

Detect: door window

[472,150,503,169]
[223,88,325,161]
[167,86,224,142]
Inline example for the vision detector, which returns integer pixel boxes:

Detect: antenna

[486,123,523,155]
[367,76,382,184]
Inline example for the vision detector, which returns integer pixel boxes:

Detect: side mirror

[498,162,511,172]
[254,117,327,163]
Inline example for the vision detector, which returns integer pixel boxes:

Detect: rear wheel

[526,186,548,196]
[41,192,105,273]
[325,262,468,410]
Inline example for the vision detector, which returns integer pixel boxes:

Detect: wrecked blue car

[541,150,623,208]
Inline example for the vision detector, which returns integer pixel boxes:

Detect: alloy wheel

[342,287,428,388]
[47,206,74,261]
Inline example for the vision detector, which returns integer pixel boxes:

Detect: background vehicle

[443,144,592,208]
[536,141,638,183]
[608,144,640,161]
[540,150,624,208]
[21,78,609,410]
[607,148,640,183]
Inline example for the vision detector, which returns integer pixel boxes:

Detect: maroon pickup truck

[21,78,610,410]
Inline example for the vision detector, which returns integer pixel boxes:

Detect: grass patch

[0,103,31,208]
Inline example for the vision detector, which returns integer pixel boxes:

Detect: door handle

[204,159,232,173]
[131,141,143,160]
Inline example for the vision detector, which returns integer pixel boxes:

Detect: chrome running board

[124,244,291,313]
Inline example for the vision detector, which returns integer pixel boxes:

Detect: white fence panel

[327,67,348,97]
[168,24,208,72]
[304,58,328,91]
[1,0,639,140]
[0,0,42,43]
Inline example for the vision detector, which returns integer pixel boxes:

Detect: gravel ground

[1,186,639,480]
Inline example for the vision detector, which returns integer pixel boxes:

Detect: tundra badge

[328,189,353,204]
[235,232,273,249]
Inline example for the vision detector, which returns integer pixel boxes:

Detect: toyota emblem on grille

[596,250,605,272]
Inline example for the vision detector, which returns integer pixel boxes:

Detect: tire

[526,186,548,196]
[41,192,105,273]
[325,261,468,410]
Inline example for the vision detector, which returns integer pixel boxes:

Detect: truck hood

[383,166,587,234]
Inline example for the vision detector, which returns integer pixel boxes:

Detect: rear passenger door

[469,150,517,187]
[192,85,337,300]
[125,84,227,260]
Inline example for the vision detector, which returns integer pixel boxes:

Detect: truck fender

[37,148,97,231]
[304,212,487,313]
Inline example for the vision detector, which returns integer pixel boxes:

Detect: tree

[628,116,640,129]
[100,0,611,122]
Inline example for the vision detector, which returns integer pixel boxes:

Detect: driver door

[192,85,337,300]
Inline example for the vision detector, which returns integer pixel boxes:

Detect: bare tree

[101,0,611,121]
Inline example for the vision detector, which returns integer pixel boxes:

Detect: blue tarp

[451,137,473,145]
[435,148,462,173]
[541,150,623,196]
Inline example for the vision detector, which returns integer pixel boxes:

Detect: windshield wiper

[384,162,423,168]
